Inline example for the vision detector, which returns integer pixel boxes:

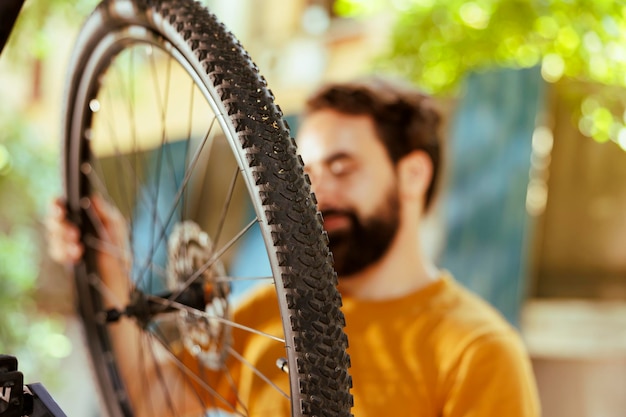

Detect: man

[296,77,540,416]
[47,76,540,416]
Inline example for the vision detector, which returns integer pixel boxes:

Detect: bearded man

[293,77,540,416]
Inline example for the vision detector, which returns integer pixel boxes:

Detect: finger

[90,194,128,240]
[45,210,79,243]
[46,198,85,264]
[90,194,111,222]
[46,198,67,224]
[66,240,85,262]
[89,194,115,237]
[48,234,84,264]
[49,239,84,263]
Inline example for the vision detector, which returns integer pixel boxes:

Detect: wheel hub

[166,221,231,370]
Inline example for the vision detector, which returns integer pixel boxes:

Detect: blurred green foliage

[4,0,99,63]
[335,0,626,148]
[0,0,92,380]
[0,106,70,380]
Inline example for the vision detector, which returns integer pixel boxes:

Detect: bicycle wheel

[61,0,352,416]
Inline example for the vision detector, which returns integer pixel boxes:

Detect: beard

[323,188,400,278]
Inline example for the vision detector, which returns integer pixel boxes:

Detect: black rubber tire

[61,0,352,416]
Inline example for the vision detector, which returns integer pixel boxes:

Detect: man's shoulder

[233,284,279,323]
[429,274,521,347]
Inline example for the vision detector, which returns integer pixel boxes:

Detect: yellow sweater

[218,273,540,416]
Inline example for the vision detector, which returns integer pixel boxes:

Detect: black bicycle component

[0,0,26,56]
[26,384,67,417]
[0,355,25,417]
[0,355,66,417]
[103,284,207,325]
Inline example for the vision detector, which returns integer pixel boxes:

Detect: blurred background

[1,0,625,416]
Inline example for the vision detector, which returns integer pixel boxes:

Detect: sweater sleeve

[442,331,541,417]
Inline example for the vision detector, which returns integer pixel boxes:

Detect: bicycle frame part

[0,0,26,56]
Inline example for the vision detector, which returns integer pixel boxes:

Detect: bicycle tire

[61,0,353,416]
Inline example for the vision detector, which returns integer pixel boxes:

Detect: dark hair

[304,76,443,211]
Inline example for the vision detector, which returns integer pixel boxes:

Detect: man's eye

[329,159,354,176]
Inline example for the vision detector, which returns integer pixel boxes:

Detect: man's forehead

[297,110,376,163]
[299,135,361,168]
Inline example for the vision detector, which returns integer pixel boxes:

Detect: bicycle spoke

[137,337,159,417]
[145,329,239,413]
[82,231,169,285]
[141,50,178,292]
[216,276,274,285]
[145,333,185,415]
[165,217,261,306]
[227,347,289,400]
[213,165,240,247]
[145,295,285,344]
[148,325,215,413]
[134,121,218,288]
[180,78,196,221]
[218,364,248,416]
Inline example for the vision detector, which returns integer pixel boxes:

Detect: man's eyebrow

[324,152,353,165]
[302,151,354,173]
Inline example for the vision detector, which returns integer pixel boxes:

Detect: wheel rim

[70,29,294,417]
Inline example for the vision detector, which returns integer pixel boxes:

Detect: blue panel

[440,67,545,326]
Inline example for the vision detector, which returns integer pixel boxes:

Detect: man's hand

[45,195,212,416]
[46,195,131,308]
[46,197,84,264]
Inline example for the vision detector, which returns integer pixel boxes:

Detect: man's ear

[397,150,433,201]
